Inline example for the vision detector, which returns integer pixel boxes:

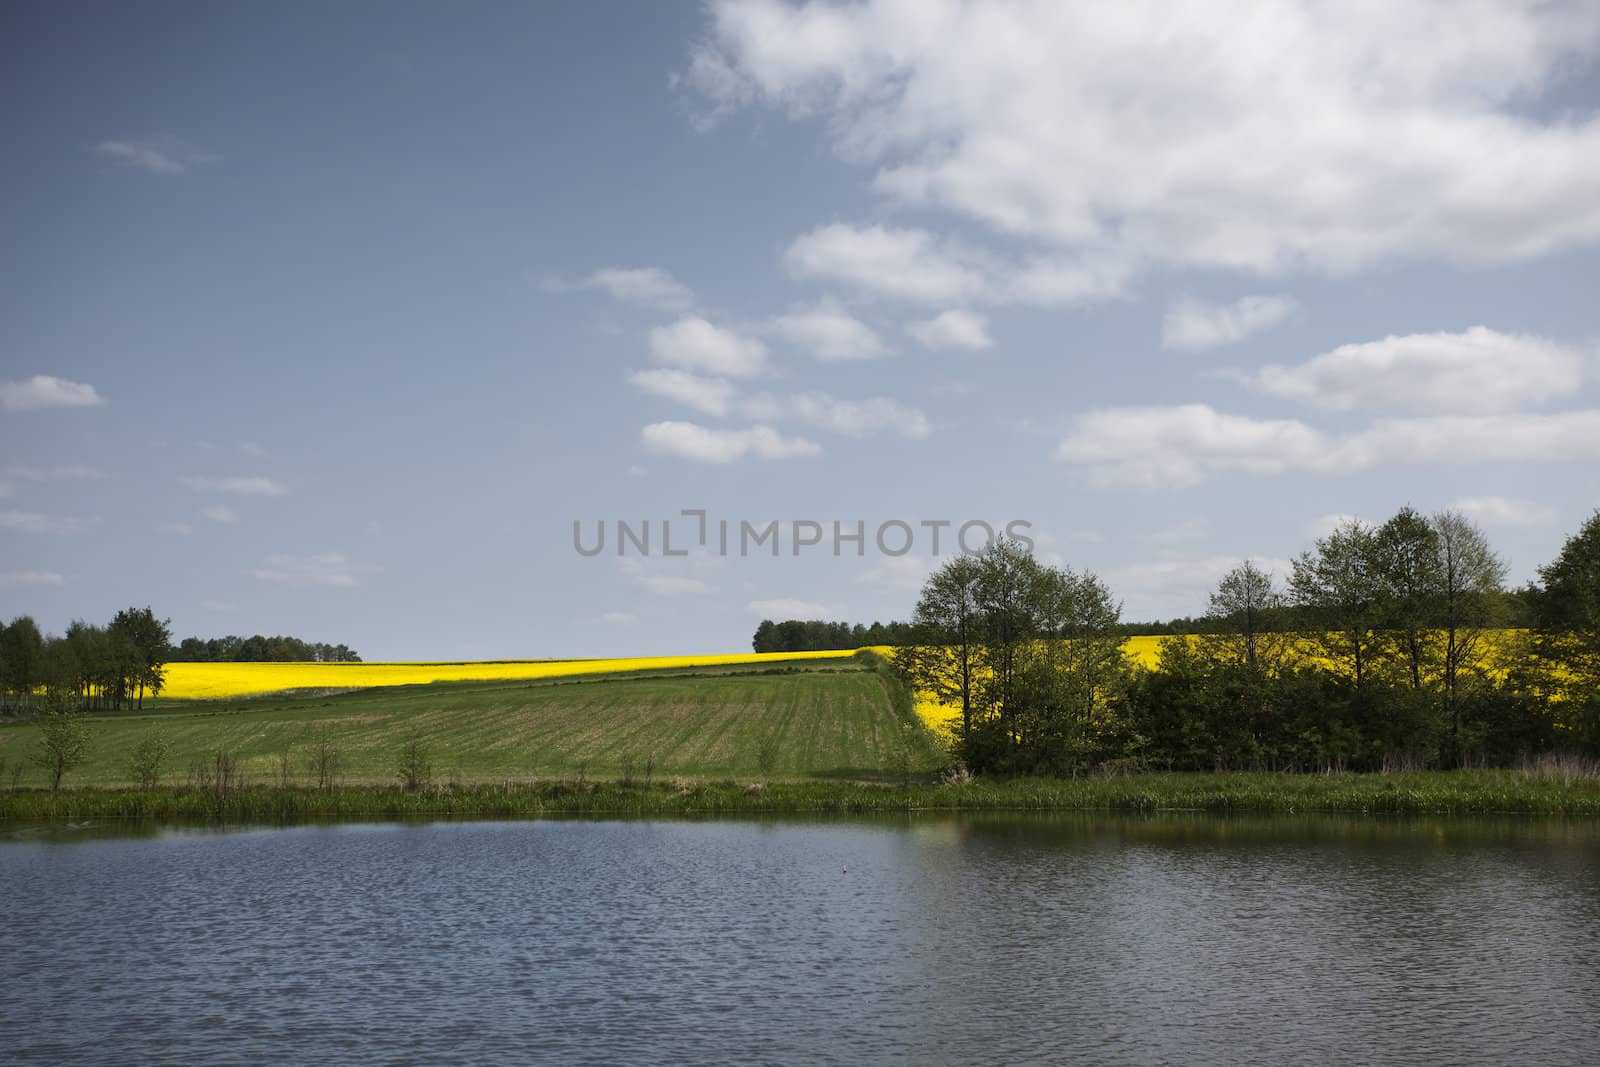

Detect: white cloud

[202,505,239,524]
[1449,496,1559,529]
[1106,555,1293,619]
[1,375,106,412]
[252,552,356,588]
[239,441,267,458]
[156,520,194,536]
[747,597,839,618]
[0,510,90,534]
[784,224,987,304]
[2,463,103,483]
[750,391,931,439]
[601,611,639,625]
[690,2,1600,280]
[1056,404,1600,486]
[639,576,715,595]
[1305,513,1366,540]
[1250,327,1585,413]
[557,266,696,312]
[648,316,769,377]
[0,570,64,588]
[181,476,289,496]
[783,223,1128,306]
[1056,404,1331,487]
[769,303,890,360]
[1162,295,1296,352]
[907,309,994,351]
[641,421,821,463]
[95,140,185,174]
[627,368,735,415]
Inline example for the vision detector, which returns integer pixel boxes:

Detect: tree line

[0,607,172,713]
[0,615,363,713]
[751,619,916,652]
[898,508,1600,775]
[170,635,361,663]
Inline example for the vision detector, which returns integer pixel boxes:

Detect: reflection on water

[2,814,1597,1065]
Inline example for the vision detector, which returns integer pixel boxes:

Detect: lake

[2,814,1597,1065]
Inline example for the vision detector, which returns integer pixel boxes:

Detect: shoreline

[4,770,1599,824]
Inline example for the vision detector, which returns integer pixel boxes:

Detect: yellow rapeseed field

[160,649,863,700]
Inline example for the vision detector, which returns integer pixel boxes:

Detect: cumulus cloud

[252,552,356,588]
[1249,327,1585,414]
[689,1,1600,281]
[1449,496,1559,529]
[783,223,1128,305]
[1162,295,1296,351]
[769,303,890,360]
[95,140,186,174]
[747,598,838,618]
[639,576,715,595]
[1305,513,1366,540]
[746,391,931,439]
[1,375,106,412]
[202,505,239,524]
[627,368,735,416]
[1106,555,1293,619]
[648,316,769,377]
[640,421,821,462]
[1056,404,1600,486]
[858,555,937,592]
[181,476,289,496]
[907,309,994,351]
[0,570,64,588]
[552,266,696,312]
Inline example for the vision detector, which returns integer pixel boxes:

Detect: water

[2,814,1597,1065]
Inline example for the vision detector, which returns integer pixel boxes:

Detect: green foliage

[171,634,361,662]
[397,738,434,792]
[31,707,92,791]
[127,730,170,789]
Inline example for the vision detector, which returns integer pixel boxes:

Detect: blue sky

[4,1,1600,659]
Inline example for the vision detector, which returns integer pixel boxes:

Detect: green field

[0,657,946,789]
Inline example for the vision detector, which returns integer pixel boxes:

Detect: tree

[32,704,91,791]
[1534,509,1600,704]
[1290,519,1387,690]
[1203,560,1287,675]
[127,729,170,789]
[972,538,1043,738]
[1431,509,1507,758]
[1373,506,1443,690]
[900,554,983,743]
[0,615,44,709]
[109,607,172,710]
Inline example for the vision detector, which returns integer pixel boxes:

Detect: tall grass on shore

[4,769,1599,824]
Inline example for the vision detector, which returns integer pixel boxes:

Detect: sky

[3,0,1600,660]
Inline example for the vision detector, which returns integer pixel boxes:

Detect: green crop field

[0,658,946,789]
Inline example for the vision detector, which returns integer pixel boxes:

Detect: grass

[0,656,945,789]
[2,770,1599,824]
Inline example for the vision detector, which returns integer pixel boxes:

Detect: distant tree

[1431,509,1507,758]
[110,606,172,710]
[1202,560,1288,675]
[900,554,982,742]
[1290,519,1387,690]
[1373,507,1443,690]
[1534,509,1600,702]
[0,616,44,709]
